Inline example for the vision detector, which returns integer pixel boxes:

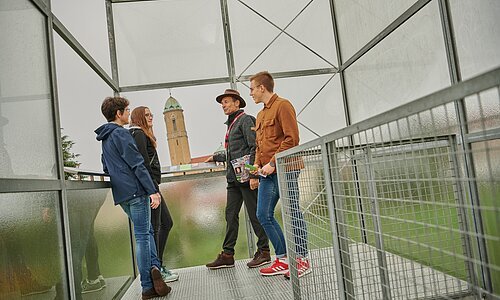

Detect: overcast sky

[51,0,238,171]
[55,29,263,171]
[51,0,345,172]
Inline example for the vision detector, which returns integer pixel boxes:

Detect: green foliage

[61,131,81,179]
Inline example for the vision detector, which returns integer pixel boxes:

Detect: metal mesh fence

[276,68,500,300]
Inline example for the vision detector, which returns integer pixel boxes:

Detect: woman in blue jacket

[129,106,178,283]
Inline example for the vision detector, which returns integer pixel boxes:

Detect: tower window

[172,119,177,131]
[176,140,179,146]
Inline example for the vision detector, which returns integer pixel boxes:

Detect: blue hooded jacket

[95,122,158,205]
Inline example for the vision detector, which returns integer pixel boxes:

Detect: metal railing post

[365,147,392,300]
[324,141,354,300]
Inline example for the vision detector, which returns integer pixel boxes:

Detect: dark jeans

[257,171,308,258]
[222,182,269,254]
[151,193,173,265]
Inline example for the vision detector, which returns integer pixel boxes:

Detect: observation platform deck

[122,259,292,300]
[121,244,469,300]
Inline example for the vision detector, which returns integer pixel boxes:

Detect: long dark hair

[130,106,157,148]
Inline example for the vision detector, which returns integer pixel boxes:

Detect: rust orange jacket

[254,93,300,169]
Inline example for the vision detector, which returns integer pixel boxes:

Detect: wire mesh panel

[277,144,340,299]
[276,69,500,300]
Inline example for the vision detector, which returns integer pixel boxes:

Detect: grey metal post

[220,0,237,89]
[105,0,120,91]
[438,0,493,294]
[365,147,392,300]
[275,157,302,300]
[42,0,76,297]
[219,0,255,257]
[448,136,478,292]
[324,141,354,300]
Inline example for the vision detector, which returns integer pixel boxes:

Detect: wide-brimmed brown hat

[216,89,246,108]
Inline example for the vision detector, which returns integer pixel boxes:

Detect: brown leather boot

[247,250,271,268]
[151,267,171,296]
[206,251,235,269]
[142,286,172,300]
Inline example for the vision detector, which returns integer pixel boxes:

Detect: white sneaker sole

[206,264,235,270]
[260,270,289,276]
[247,260,271,268]
[284,268,313,279]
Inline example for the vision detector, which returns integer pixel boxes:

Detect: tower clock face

[170,114,176,120]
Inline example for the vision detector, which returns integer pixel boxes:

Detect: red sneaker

[284,258,311,279]
[259,258,289,276]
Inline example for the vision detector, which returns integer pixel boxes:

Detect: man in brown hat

[205,89,271,269]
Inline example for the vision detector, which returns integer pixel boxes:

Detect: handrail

[277,66,500,158]
[64,162,226,182]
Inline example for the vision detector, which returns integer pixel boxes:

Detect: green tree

[61,132,81,179]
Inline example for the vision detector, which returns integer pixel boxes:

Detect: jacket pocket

[263,119,277,138]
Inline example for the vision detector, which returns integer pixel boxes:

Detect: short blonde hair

[250,71,274,93]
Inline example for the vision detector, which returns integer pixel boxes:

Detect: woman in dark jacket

[129,106,178,283]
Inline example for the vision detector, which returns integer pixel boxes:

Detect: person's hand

[261,163,275,176]
[249,164,259,175]
[150,193,161,209]
[204,155,214,163]
[250,178,259,190]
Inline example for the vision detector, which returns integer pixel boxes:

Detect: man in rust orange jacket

[249,71,311,279]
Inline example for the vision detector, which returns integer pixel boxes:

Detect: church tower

[163,96,191,165]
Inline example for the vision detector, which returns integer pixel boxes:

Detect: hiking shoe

[142,287,168,300]
[247,250,271,268]
[206,251,235,269]
[97,275,106,287]
[259,258,289,276]
[81,277,105,294]
[284,258,312,279]
[160,266,179,283]
[151,266,171,296]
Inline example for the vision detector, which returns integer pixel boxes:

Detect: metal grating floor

[121,259,293,300]
[121,245,471,299]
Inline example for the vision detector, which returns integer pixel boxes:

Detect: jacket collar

[264,93,278,109]
[224,109,244,125]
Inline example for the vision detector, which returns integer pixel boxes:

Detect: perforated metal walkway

[121,259,293,300]
[121,244,472,300]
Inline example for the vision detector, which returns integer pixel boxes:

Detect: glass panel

[51,0,111,74]
[449,0,500,80]
[465,87,500,134]
[159,176,257,268]
[54,32,114,172]
[352,103,458,146]
[471,140,500,293]
[0,192,64,299]
[0,0,57,179]
[344,1,450,123]
[333,0,416,62]
[66,188,133,298]
[229,0,337,77]
[113,0,227,86]
[122,83,233,166]
[296,75,345,138]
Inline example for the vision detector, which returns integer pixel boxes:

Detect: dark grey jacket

[213,109,257,184]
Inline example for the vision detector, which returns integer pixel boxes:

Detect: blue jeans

[120,195,160,292]
[257,171,308,258]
